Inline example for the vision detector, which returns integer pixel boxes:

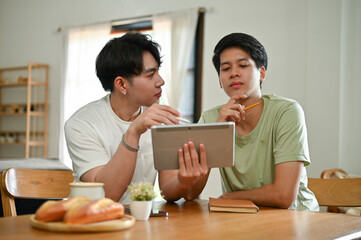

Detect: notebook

[209,197,259,213]
[151,122,235,170]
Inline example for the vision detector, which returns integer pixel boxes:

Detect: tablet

[151,122,235,170]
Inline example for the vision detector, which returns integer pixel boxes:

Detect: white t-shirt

[64,94,156,204]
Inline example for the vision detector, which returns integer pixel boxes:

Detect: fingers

[178,148,186,172]
[178,142,208,179]
[133,104,181,133]
[147,104,181,124]
[227,94,247,104]
[198,144,208,172]
[218,103,245,122]
[218,95,247,123]
[182,142,194,172]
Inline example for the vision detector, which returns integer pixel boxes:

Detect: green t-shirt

[199,95,319,211]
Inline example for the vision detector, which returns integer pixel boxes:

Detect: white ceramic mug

[69,182,105,200]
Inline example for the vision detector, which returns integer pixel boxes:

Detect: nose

[230,67,240,78]
[156,73,165,87]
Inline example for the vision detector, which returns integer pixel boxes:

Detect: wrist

[122,129,141,152]
[122,134,139,152]
[127,123,143,137]
[177,176,195,191]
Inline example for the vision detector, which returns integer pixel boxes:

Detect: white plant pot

[130,200,152,221]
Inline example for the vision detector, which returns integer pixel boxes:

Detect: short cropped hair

[96,33,162,92]
[212,33,268,76]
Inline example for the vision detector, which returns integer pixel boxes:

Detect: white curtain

[152,9,198,110]
[60,23,112,168]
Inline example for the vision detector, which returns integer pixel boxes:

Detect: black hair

[212,33,268,76]
[96,33,162,92]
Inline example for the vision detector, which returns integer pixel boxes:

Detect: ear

[259,66,266,83]
[114,76,128,95]
[218,78,223,89]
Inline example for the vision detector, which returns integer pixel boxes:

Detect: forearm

[183,172,210,200]
[160,179,191,202]
[221,183,298,209]
[95,150,137,201]
[222,161,303,208]
[160,171,210,202]
[82,130,140,202]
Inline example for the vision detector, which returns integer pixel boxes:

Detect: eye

[239,60,250,68]
[146,71,155,78]
[221,67,230,71]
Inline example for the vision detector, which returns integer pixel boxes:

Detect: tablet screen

[151,122,235,170]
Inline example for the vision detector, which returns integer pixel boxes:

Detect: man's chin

[144,100,159,107]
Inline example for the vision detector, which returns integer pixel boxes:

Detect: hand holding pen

[176,117,191,124]
[217,95,262,123]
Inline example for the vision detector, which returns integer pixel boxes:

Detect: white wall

[340,0,361,177]
[0,0,360,199]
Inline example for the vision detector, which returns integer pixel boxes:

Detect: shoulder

[263,94,304,114]
[199,105,222,123]
[264,94,300,106]
[261,96,309,144]
[262,95,307,128]
[65,95,109,130]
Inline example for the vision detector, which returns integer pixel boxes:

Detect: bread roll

[64,198,124,224]
[35,196,91,222]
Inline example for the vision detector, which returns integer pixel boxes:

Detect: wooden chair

[308,177,361,213]
[319,168,348,212]
[321,168,347,179]
[1,168,74,217]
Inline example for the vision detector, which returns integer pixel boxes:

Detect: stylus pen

[176,117,191,123]
[243,102,261,111]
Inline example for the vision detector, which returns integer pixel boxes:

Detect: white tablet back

[151,122,235,170]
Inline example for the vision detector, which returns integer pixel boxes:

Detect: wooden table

[1,199,360,240]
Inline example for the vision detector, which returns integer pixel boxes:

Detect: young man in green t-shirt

[199,33,319,211]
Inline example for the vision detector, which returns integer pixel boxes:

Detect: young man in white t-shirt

[65,33,209,204]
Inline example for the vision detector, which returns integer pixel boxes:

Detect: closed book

[209,197,259,213]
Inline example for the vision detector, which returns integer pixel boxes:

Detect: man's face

[126,51,165,107]
[219,47,264,101]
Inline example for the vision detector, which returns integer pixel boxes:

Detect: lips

[230,82,243,88]
[155,91,162,98]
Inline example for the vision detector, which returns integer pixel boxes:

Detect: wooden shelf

[0,103,45,107]
[0,142,25,145]
[0,131,44,135]
[0,81,46,87]
[0,63,48,72]
[0,141,46,146]
[0,111,46,116]
[0,62,49,158]
[0,112,27,116]
[28,141,46,146]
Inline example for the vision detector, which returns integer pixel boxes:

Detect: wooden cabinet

[0,63,48,158]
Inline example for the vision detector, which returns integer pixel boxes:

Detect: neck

[235,97,264,136]
[109,92,141,122]
[236,94,262,106]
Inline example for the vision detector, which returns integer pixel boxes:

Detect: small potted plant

[128,182,157,220]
